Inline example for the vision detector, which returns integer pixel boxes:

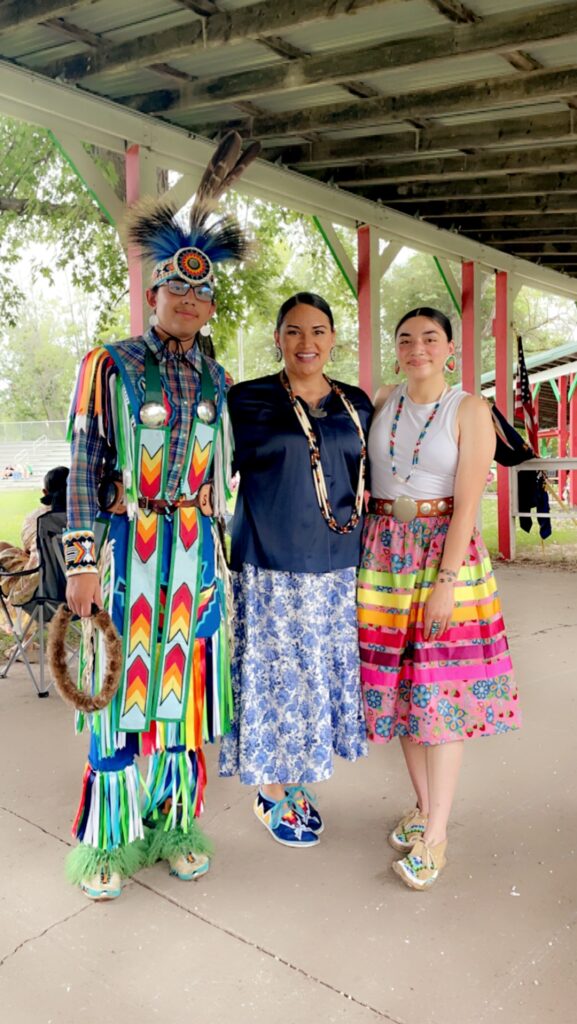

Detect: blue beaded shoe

[285,786,324,835]
[81,866,122,901]
[254,790,319,848]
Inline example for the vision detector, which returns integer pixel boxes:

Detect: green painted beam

[433,256,461,316]
[49,130,116,226]
[550,379,561,402]
[312,215,357,298]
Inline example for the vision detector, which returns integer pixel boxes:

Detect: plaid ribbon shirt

[68,330,221,531]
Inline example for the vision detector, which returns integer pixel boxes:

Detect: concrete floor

[0,563,575,1024]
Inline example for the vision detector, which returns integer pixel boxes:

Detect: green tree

[0,305,80,420]
[0,116,128,331]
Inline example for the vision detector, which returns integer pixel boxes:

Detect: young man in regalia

[63,134,258,900]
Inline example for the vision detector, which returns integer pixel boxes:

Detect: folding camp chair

[0,510,70,696]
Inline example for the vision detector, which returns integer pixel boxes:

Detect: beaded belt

[368,496,453,522]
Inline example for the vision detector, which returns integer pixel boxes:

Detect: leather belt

[368,496,453,522]
[138,496,200,515]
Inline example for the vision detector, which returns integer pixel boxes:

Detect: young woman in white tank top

[357,307,520,890]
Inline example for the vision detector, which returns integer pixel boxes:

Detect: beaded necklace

[280,370,366,534]
[390,384,447,484]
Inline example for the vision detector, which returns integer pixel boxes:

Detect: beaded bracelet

[63,529,98,576]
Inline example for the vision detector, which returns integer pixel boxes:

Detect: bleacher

[0,422,69,482]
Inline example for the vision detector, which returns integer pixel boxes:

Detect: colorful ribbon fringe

[143,747,207,830]
[73,761,144,851]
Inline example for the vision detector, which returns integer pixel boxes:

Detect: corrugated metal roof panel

[167,41,283,79]
[169,103,249,127]
[53,1,192,35]
[0,4,191,57]
[366,53,512,94]
[85,69,172,98]
[472,0,565,15]
[322,123,420,141]
[252,84,352,114]
[0,26,74,59]
[279,0,446,54]
[435,101,571,126]
[525,39,577,67]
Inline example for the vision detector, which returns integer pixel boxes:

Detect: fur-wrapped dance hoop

[48,605,122,712]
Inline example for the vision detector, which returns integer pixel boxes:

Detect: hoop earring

[199,323,212,337]
[274,346,282,363]
[444,354,456,373]
[329,346,337,363]
[394,360,400,375]
[149,312,158,327]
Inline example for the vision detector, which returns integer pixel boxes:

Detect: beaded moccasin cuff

[63,529,98,576]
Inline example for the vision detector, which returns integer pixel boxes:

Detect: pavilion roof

[2,0,577,278]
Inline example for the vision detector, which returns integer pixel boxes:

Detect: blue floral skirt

[219,564,367,785]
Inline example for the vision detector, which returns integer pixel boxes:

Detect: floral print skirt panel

[357,513,521,746]
[219,564,367,785]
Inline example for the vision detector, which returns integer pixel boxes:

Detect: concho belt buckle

[392,495,418,523]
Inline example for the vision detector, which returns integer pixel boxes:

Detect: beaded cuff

[63,529,98,576]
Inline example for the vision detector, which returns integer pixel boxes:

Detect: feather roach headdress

[126,131,260,289]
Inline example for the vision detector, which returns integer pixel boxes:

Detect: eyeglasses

[165,280,215,302]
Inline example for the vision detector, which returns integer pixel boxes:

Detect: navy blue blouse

[229,373,373,573]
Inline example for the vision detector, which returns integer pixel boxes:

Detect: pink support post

[494,271,512,560]
[125,144,145,337]
[570,376,577,507]
[357,224,376,397]
[558,375,568,498]
[461,261,477,394]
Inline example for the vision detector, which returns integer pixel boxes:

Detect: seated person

[0,466,69,610]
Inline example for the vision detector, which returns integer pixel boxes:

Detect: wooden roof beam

[0,1,96,35]
[247,65,577,138]
[117,4,577,115]
[278,111,577,168]
[475,234,577,245]
[378,173,577,202]
[40,16,103,47]
[425,0,479,23]
[491,250,577,257]
[462,222,577,234]
[406,196,577,217]
[324,144,577,185]
[445,215,577,233]
[37,0,401,81]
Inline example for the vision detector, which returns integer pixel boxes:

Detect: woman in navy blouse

[219,292,372,847]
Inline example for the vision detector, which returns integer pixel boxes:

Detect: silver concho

[140,401,167,427]
[391,495,418,523]
[197,399,216,424]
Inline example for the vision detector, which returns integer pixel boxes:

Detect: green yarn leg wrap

[66,839,146,886]
[145,816,214,867]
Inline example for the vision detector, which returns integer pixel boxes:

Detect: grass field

[1,485,575,560]
[0,488,44,546]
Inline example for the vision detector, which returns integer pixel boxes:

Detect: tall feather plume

[190,131,261,230]
[125,198,188,263]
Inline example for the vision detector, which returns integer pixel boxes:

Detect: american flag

[514,335,539,453]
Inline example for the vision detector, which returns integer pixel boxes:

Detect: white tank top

[369,383,469,499]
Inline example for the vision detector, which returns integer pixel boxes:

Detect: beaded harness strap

[48,605,123,713]
[280,370,366,535]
